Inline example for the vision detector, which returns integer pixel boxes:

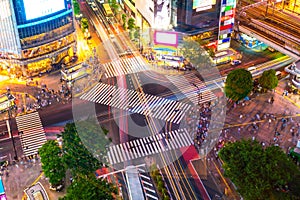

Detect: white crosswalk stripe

[103,56,149,78]
[107,128,192,165]
[16,112,47,157]
[166,73,217,105]
[80,83,191,124]
[137,165,159,200]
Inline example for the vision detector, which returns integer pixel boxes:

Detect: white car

[230,60,242,66]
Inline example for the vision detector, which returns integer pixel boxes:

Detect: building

[176,0,236,51]
[285,59,300,88]
[0,0,76,77]
[121,0,236,51]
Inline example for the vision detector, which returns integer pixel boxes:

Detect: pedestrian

[271,97,274,104]
[268,118,272,127]
[268,98,271,104]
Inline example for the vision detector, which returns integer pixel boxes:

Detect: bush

[157,181,164,188]
[156,175,163,182]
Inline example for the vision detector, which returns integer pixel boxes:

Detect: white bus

[61,63,91,82]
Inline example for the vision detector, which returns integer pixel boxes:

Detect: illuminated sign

[0,194,7,200]
[193,0,216,10]
[23,0,66,20]
[217,0,236,51]
[154,31,178,47]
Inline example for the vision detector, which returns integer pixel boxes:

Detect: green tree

[258,69,278,92]
[127,17,135,31]
[39,140,66,186]
[219,140,300,200]
[225,68,253,101]
[121,14,127,30]
[81,18,89,33]
[75,119,111,165]
[179,37,212,69]
[109,0,118,14]
[62,123,102,176]
[134,26,140,41]
[60,174,117,200]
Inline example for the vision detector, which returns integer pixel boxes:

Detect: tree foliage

[127,18,135,30]
[81,18,89,33]
[134,26,140,40]
[225,68,253,101]
[74,119,111,165]
[258,69,278,91]
[39,140,66,186]
[179,37,212,69]
[60,174,117,200]
[219,140,300,200]
[62,123,102,176]
[109,0,118,14]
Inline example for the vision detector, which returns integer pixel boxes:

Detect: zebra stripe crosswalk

[107,128,193,165]
[16,112,47,157]
[137,166,159,200]
[104,56,149,78]
[166,73,217,105]
[80,83,191,124]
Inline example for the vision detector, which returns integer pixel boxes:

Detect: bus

[102,3,113,17]
[0,94,15,113]
[61,63,91,82]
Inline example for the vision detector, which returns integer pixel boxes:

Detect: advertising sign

[193,0,216,10]
[154,31,178,47]
[23,0,66,20]
[217,0,236,51]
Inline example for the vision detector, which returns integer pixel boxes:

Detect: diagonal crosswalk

[107,128,193,165]
[104,56,149,78]
[166,73,217,105]
[16,112,47,157]
[80,83,191,124]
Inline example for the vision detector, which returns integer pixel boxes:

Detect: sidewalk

[2,157,65,200]
[224,79,300,152]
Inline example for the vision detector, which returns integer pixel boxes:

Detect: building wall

[0,0,21,56]
[0,0,76,76]
[177,0,221,30]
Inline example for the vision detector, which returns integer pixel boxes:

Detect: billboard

[154,31,178,47]
[23,0,66,20]
[193,0,216,11]
[154,0,171,28]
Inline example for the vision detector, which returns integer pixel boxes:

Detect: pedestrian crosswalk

[80,83,191,124]
[166,73,217,105]
[137,166,159,200]
[104,56,149,78]
[16,112,47,157]
[107,128,193,165]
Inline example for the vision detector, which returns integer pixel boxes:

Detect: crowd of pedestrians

[193,102,212,150]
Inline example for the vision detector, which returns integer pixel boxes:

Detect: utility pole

[6,105,18,161]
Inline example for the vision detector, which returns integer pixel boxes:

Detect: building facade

[0,0,76,77]
[120,0,236,51]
